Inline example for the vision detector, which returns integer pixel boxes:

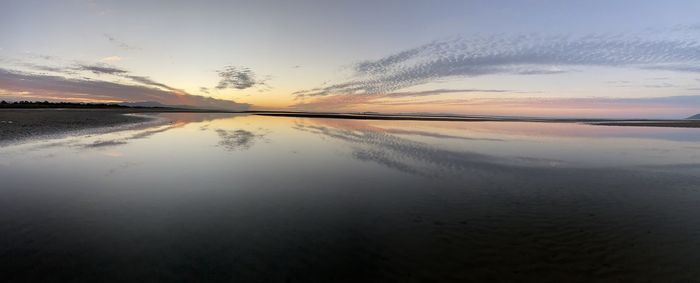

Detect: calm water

[2,113,700,282]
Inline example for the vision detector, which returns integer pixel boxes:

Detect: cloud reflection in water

[293,120,559,178]
[215,129,269,151]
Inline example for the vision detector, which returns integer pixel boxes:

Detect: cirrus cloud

[294,29,700,97]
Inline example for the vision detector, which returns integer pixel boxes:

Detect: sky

[2,0,700,118]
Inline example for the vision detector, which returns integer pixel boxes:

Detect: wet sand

[0,109,159,145]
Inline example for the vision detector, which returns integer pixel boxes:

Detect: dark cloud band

[0,68,249,111]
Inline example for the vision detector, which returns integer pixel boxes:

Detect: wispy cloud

[294,30,700,97]
[374,95,700,110]
[19,62,73,74]
[100,56,122,63]
[292,88,518,109]
[103,34,139,50]
[75,63,128,75]
[643,82,676,88]
[381,88,512,98]
[123,75,181,92]
[68,63,188,94]
[292,90,700,118]
[1,56,76,76]
[69,63,188,94]
[23,53,56,61]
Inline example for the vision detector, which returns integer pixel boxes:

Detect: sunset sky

[2,0,700,118]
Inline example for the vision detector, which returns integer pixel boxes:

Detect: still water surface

[2,113,700,281]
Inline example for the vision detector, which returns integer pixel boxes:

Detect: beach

[0,109,159,145]
[3,109,700,146]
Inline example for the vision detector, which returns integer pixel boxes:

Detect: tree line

[0,100,130,109]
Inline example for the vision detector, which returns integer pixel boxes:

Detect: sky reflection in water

[1,113,700,281]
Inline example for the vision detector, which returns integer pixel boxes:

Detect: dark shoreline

[249,111,700,128]
[588,121,700,128]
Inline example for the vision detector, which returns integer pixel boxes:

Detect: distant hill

[119,101,199,110]
[119,101,169,108]
[688,114,700,120]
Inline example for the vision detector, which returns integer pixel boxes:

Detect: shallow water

[2,113,700,282]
